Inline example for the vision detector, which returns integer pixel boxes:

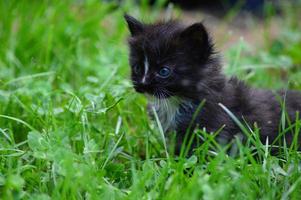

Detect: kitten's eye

[133,65,140,74]
[158,67,171,78]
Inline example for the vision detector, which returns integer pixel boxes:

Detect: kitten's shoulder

[226,76,251,96]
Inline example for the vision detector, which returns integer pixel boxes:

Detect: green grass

[0,0,301,199]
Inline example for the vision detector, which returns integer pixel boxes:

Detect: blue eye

[158,67,171,78]
[133,65,140,74]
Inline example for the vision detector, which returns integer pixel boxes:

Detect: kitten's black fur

[124,14,301,154]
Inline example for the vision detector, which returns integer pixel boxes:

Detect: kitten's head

[124,14,223,100]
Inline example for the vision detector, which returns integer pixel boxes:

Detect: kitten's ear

[124,14,144,36]
[180,22,209,46]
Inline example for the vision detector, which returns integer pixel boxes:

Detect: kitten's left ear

[124,14,144,36]
[180,22,209,47]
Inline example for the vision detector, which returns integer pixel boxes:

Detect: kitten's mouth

[153,92,171,99]
[133,85,172,99]
[145,92,170,100]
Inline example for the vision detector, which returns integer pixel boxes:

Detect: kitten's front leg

[174,127,242,156]
[146,102,155,120]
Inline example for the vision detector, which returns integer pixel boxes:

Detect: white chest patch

[147,96,193,132]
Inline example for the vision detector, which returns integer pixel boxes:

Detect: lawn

[0,0,301,199]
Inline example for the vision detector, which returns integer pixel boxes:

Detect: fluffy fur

[124,14,301,154]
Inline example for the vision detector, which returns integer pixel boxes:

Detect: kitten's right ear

[124,14,144,36]
[180,22,209,47]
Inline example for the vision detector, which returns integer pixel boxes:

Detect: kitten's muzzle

[134,83,172,99]
[134,82,153,94]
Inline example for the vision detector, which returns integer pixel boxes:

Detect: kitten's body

[124,15,301,153]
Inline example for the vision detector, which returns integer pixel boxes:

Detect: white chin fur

[146,95,192,132]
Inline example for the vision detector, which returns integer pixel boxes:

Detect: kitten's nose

[140,81,149,86]
[135,81,151,93]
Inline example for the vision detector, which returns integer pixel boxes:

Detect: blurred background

[1,0,301,89]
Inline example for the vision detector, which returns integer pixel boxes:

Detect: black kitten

[124,14,301,154]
